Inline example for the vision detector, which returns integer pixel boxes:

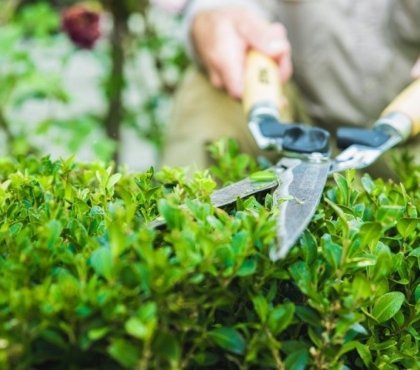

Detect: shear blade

[271,157,330,261]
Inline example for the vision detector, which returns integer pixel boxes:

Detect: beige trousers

[161,68,419,180]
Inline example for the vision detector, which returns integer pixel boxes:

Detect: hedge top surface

[0,149,419,370]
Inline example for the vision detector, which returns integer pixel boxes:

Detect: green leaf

[415,285,420,303]
[208,327,246,355]
[252,295,269,322]
[295,306,321,327]
[371,243,393,281]
[193,351,220,366]
[107,173,122,192]
[158,199,185,229]
[289,261,312,295]
[371,292,405,323]
[108,339,139,368]
[361,174,375,194]
[154,333,181,362]
[47,220,63,249]
[397,218,418,239]
[394,310,404,327]
[236,258,257,277]
[284,349,309,370]
[359,222,382,249]
[322,234,342,271]
[88,327,110,341]
[250,169,277,183]
[337,341,372,367]
[9,222,22,236]
[300,230,317,265]
[231,231,249,255]
[355,342,372,367]
[333,172,349,205]
[90,247,113,280]
[40,329,68,349]
[352,275,372,301]
[267,303,295,335]
[125,317,149,340]
[377,205,405,225]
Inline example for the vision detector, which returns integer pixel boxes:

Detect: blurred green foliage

[0,0,187,162]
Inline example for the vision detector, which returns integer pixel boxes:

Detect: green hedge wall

[0,150,418,369]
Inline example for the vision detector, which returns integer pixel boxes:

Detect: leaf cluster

[0,148,418,369]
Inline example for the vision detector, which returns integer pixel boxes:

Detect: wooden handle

[243,50,283,117]
[382,79,420,138]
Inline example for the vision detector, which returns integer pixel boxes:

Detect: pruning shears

[210,50,420,260]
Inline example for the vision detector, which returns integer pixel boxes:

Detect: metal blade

[270,157,330,261]
[149,176,278,230]
[211,176,278,208]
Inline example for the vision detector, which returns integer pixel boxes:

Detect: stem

[137,339,151,370]
[264,328,285,370]
[104,2,127,165]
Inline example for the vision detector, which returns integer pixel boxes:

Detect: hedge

[0,143,419,369]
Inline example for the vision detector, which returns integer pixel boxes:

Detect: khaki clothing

[162,0,420,177]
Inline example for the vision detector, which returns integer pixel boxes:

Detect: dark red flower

[62,4,101,49]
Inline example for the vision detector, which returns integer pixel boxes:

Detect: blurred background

[0,0,188,170]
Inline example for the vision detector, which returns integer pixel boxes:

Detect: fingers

[237,18,293,83]
[193,11,247,98]
[238,20,289,57]
[191,9,293,98]
[208,43,246,98]
[212,24,246,98]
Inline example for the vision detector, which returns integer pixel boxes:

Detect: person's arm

[183,0,291,99]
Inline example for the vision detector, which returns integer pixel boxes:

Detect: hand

[411,57,420,79]
[191,8,292,99]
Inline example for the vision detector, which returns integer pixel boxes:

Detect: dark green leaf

[154,332,181,362]
[236,258,257,277]
[300,230,317,265]
[108,339,139,368]
[295,306,321,327]
[415,285,420,303]
[208,327,246,355]
[284,349,309,370]
[267,303,295,335]
[355,342,372,367]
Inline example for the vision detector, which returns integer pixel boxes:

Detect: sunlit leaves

[0,152,418,369]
